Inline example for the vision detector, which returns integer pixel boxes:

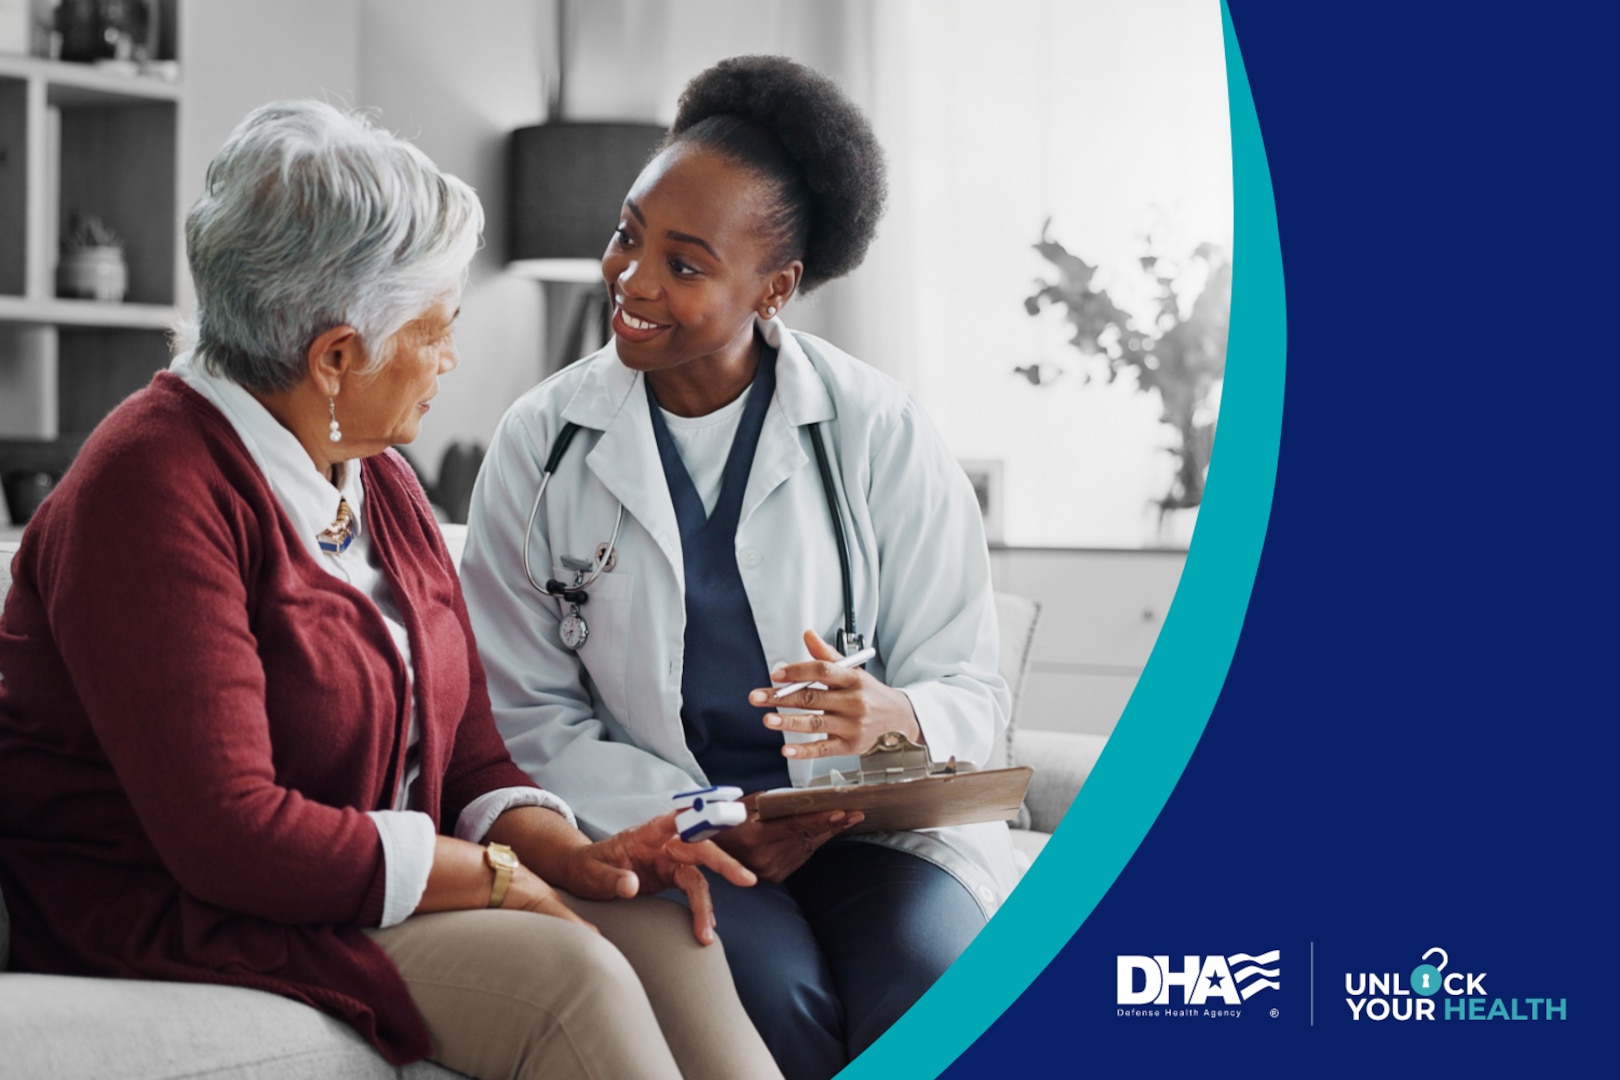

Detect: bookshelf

[0,4,180,523]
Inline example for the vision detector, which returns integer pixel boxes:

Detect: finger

[803,627,843,661]
[522,889,601,934]
[761,629,858,693]
[780,735,855,760]
[633,808,684,841]
[605,810,683,856]
[675,864,718,945]
[790,820,845,858]
[761,704,859,734]
[575,857,640,900]
[760,660,863,694]
[758,683,861,718]
[745,810,843,843]
[654,833,756,880]
[678,838,758,888]
[566,836,639,896]
[785,820,843,852]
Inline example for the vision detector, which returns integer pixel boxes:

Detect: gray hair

[176,100,483,392]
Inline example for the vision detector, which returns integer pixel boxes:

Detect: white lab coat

[460,319,1020,915]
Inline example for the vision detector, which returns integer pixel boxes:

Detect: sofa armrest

[1014,729,1107,835]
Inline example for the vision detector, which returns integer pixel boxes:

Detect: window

[865,0,1232,548]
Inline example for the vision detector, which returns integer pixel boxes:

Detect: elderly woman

[0,101,778,1080]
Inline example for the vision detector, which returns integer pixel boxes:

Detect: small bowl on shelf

[2,470,59,526]
[57,246,129,302]
[56,214,129,303]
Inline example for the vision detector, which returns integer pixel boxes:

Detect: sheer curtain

[859,0,1232,547]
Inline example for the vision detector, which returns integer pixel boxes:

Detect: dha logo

[1343,946,1566,1022]
[1117,952,1281,1006]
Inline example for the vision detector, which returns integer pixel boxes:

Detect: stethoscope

[522,419,865,657]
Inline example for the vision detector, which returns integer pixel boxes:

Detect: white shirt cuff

[455,786,577,843]
[366,810,437,929]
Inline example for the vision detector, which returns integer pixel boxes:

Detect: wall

[991,548,1185,738]
[179,0,548,477]
[179,1,361,307]
[560,0,896,378]
[353,0,548,475]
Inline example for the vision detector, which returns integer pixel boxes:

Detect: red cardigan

[0,373,538,1063]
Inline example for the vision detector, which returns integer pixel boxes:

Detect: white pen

[772,646,878,699]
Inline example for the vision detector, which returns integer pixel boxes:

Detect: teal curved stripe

[840,4,1286,1077]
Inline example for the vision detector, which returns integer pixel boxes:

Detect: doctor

[460,55,1018,1080]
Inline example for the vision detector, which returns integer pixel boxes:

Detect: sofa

[0,531,1104,1078]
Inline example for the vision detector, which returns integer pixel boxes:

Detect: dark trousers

[702,839,987,1080]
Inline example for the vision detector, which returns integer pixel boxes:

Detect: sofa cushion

[991,591,1040,830]
[1016,729,1107,835]
[1007,823,1050,875]
[990,591,1040,768]
[0,972,464,1079]
[1,541,13,970]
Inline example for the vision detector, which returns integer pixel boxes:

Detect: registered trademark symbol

[1270,1008,1279,1018]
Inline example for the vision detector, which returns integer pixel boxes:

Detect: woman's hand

[713,799,865,883]
[416,834,599,936]
[750,629,921,760]
[499,863,601,929]
[557,810,758,945]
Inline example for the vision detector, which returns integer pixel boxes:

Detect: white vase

[57,246,128,302]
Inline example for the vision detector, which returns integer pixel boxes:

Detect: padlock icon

[1409,946,1447,997]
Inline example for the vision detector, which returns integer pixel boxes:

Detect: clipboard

[754,731,1033,835]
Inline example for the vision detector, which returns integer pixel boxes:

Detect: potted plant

[57,213,129,302]
[1024,220,1231,535]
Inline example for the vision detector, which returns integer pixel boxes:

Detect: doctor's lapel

[737,403,809,528]
[739,334,838,528]
[566,367,686,590]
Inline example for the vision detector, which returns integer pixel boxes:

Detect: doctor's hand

[713,797,866,883]
[561,810,758,945]
[750,629,923,760]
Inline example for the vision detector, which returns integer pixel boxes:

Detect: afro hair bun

[671,55,887,291]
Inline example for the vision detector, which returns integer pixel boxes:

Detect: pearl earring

[765,305,777,317]
[328,398,342,443]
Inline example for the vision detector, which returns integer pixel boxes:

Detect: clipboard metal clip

[822,731,971,788]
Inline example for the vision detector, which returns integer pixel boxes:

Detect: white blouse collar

[169,352,365,558]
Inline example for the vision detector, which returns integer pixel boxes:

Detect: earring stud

[765,305,777,317]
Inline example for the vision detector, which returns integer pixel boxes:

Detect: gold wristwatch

[484,842,519,908]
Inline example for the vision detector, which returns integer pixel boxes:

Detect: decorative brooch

[317,497,354,554]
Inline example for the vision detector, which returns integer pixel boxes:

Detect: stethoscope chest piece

[559,608,590,650]
[554,554,598,651]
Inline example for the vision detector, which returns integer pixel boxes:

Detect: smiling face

[601,143,801,411]
[341,291,461,451]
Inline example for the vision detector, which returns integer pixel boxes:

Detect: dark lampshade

[506,121,667,281]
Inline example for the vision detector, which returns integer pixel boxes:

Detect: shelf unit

[1,30,181,522]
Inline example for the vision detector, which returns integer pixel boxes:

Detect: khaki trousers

[366,893,781,1080]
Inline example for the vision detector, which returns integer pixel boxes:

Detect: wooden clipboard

[754,732,1033,835]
